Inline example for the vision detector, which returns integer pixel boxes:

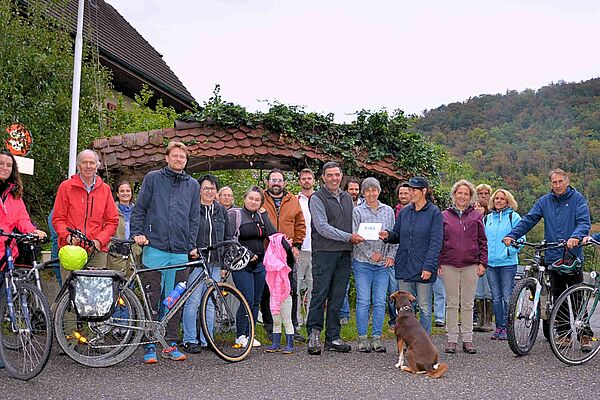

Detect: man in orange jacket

[261,168,306,343]
[53,149,118,281]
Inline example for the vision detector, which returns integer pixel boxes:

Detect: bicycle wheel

[507,277,540,356]
[200,282,254,362]
[54,286,144,367]
[549,284,600,365]
[0,282,52,380]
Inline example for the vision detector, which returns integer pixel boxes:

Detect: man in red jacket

[53,149,118,281]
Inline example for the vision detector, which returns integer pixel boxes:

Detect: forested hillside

[415,78,600,220]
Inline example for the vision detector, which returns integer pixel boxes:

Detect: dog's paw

[395,362,402,368]
[433,363,439,370]
[416,371,427,375]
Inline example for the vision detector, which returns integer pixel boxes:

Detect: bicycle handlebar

[0,228,44,243]
[66,227,96,249]
[108,238,239,253]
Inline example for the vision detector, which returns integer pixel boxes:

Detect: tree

[0,0,111,225]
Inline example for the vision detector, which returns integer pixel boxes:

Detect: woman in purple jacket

[439,179,488,355]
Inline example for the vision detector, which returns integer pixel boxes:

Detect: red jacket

[52,175,118,252]
[439,206,488,268]
[1,184,37,259]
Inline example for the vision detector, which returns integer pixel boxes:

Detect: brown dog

[390,290,448,379]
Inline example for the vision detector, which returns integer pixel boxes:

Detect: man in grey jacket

[131,141,200,364]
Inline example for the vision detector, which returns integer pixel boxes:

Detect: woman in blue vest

[484,189,524,340]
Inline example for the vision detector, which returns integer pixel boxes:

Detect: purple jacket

[439,206,488,268]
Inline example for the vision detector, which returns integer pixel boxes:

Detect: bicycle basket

[222,242,251,271]
[69,270,124,322]
[14,239,40,267]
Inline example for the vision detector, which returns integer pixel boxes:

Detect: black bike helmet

[223,242,251,271]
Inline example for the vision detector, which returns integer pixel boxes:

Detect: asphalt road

[3,330,599,400]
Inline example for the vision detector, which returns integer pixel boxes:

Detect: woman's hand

[379,230,389,240]
[421,270,432,280]
[33,229,46,239]
[477,263,486,277]
[384,257,394,267]
[370,252,383,263]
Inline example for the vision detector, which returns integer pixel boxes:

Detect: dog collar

[398,305,412,313]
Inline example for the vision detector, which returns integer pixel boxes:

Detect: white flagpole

[68,0,85,176]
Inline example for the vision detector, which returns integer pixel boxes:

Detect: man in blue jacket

[131,141,200,364]
[503,168,591,349]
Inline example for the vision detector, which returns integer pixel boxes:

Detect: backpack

[227,207,266,238]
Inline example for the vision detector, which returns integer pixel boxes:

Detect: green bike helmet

[551,257,582,274]
[59,245,88,271]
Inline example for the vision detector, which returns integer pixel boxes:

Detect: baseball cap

[407,176,429,189]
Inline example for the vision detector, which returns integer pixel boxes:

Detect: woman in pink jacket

[0,150,46,261]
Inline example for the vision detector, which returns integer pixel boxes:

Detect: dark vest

[310,188,353,252]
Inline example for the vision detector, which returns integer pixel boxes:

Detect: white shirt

[298,192,312,251]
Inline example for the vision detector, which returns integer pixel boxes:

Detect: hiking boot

[481,300,495,332]
[182,342,201,354]
[308,329,322,355]
[143,344,158,364]
[371,336,386,353]
[462,342,477,354]
[445,342,457,354]
[162,342,187,361]
[555,335,572,348]
[491,328,502,340]
[581,335,592,353]
[358,336,372,353]
[325,339,351,353]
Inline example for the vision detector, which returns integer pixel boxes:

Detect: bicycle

[506,240,570,356]
[548,238,600,365]
[0,229,54,380]
[53,232,255,367]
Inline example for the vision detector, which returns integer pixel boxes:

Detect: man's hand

[477,263,486,277]
[437,268,443,277]
[292,246,300,262]
[384,257,394,267]
[567,238,580,249]
[583,236,593,244]
[379,230,389,240]
[350,233,365,245]
[133,235,148,246]
[93,239,101,251]
[421,270,432,280]
[189,248,198,258]
[33,229,47,239]
[68,234,81,246]
[502,237,514,247]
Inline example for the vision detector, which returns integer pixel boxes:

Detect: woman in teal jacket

[484,189,524,340]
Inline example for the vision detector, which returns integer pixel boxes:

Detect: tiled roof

[34,0,195,111]
[92,123,403,182]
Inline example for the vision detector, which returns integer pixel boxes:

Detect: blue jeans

[387,267,399,325]
[340,269,353,319]
[486,265,517,328]
[398,280,433,335]
[353,260,389,337]
[182,264,220,346]
[232,264,266,337]
[475,274,492,299]
[432,276,446,323]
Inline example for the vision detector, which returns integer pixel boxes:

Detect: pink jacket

[1,184,37,259]
[263,233,291,314]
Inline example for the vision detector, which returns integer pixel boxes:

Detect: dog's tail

[426,362,448,379]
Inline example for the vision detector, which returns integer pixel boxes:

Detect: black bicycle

[53,232,254,367]
[0,229,53,380]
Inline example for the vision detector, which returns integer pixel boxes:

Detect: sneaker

[462,342,476,354]
[293,332,306,343]
[162,342,187,361]
[235,335,249,348]
[491,328,502,340]
[358,336,372,353]
[143,344,158,364]
[308,329,322,355]
[555,335,572,348]
[434,321,445,328]
[498,328,508,341]
[445,342,457,354]
[325,339,351,353]
[252,338,261,347]
[340,317,350,325]
[182,342,201,354]
[371,336,386,353]
[581,335,592,353]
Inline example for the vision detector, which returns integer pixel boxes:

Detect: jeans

[306,251,351,342]
[340,269,352,319]
[398,280,433,335]
[182,264,220,346]
[486,265,516,329]
[387,267,399,325]
[232,264,266,337]
[353,260,389,337]
[475,274,492,299]
[297,250,313,325]
[432,276,446,323]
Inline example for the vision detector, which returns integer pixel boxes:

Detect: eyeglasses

[269,179,284,184]
[201,187,216,192]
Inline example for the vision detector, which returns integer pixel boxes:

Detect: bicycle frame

[2,236,33,333]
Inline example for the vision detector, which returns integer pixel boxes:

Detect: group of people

[0,140,595,368]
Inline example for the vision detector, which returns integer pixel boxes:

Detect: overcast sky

[106,0,600,122]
